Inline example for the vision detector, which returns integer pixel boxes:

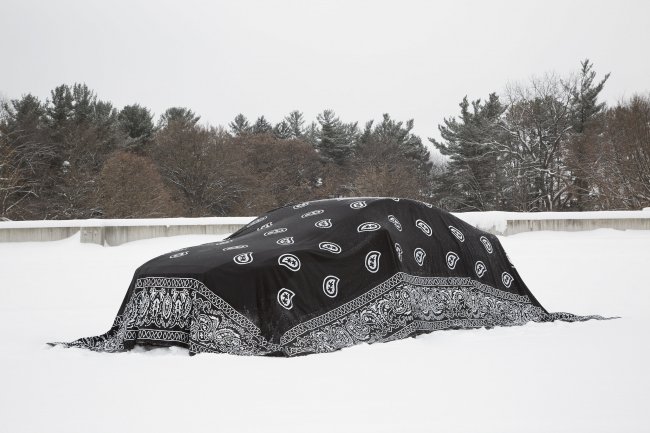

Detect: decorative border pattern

[281,279,545,356]
[280,273,531,346]
[60,274,606,357]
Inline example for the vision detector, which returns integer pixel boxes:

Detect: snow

[1,229,649,432]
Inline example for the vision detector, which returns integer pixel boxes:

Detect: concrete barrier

[1,213,649,246]
[0,226,80,243]
[504,218,650,235]
[0,217,253,246]
[97,223,249,246]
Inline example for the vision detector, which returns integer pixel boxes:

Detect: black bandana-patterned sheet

[55,197,606,356]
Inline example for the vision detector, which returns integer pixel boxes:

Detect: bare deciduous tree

[152,124,250,216]
[500,75,575,211]
[588,95,650,209]
[98,151,181,218]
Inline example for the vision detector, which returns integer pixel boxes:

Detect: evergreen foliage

[432,94,506,210]
[159,107,200,129]
[316,109,356,164]
[273,120,292,140]
[118,104,154,145]
[229,114,251,136]
[252,116,273,134]
[284,110,305,138]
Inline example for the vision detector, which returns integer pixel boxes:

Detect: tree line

[1,59,648,220]
[433,60,649,212]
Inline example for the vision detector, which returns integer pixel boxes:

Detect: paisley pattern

[278,253,301,271]
[60,274,602,356]
[60,277,280,355]
[58,197,608,357]
[387,215,402,231]
[277,288,296,310]
[284,276,545,356]
[315,219,332,228]
[365,251,381,273]
[233,252,253,264]
[357,222,381,232]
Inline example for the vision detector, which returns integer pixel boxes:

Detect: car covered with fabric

[55,197,601,356]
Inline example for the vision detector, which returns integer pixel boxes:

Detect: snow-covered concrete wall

[0,217,254,246]
[456,210,650,234]
[503,217,650,235]
[1,211,649,245]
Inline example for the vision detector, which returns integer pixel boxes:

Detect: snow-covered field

[1,228,649,433]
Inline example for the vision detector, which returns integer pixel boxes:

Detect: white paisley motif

[475,261,487,278]
[365,251,381,273]
[264,228,287,236]
[322,275,340,298]
[301,210,324,218]
[319,242,342,254]
[394,243,403,262]
[277,288,295,310]
[446,251,459,269]
[449,225,465,242]
[387,215,402,231]
[169,251,189,259]
[357,222,381,232]
[415,219,432,236]
[223,245,247,251]
[480,236,493,254]
[233,252,254,265]
[278,254,301,271]
[315,219,332,229]
[414,248,426,266]
[502,272,514,288]
[276,237,294,245]
[257,221,273,231]
[350,200,367,209]
[292,202,310,209]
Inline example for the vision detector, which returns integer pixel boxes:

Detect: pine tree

[364,114,431,168]
[3,94,46,133]
[252,116,273,134]
[353,114,433,200]
[46,85,73,136]
[571,59,610,133]
[71,83,96,125]
[284,110,304,138]
[303,121,319,147]
[317,109,355,164]
[568,59,610,210]
[159,107,200,129]
[229,114,251,136]
[273,120,292,139]
[92,100,119,147]
[118,104,154,145]
[431,93,506,211]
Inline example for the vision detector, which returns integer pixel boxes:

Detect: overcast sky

[1,0,648,140]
